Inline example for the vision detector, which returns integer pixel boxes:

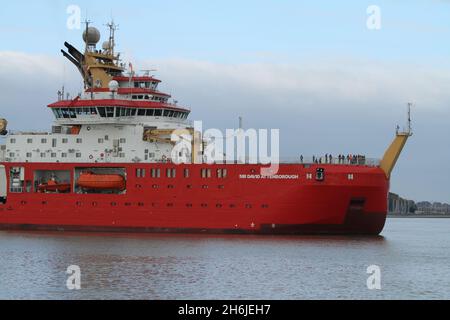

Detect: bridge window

[41,138,47,144]
[97,107,106,117]
[10,138,16,144]
[76,138,82,143]
[62,138,68,143]
[106,107,115,117]
[155,109,162,117]
[61,153,67,158]
[138,109,146,116]
[26,153,31,158]
[27,138,33,143]
[51,153,57,158]
[76,153,81,158]
[146,109,154,116]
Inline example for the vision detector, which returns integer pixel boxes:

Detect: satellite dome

[82,27,101,45]
[102,41,111,51]
[108,80,119,92]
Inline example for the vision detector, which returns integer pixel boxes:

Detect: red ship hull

[0,162,389,235]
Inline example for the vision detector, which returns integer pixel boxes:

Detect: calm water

[0,218,449,300]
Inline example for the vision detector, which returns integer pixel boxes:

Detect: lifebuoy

[86,126,91,131]
[89,155,94,160]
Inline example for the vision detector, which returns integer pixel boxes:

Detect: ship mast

[106,20,118,57]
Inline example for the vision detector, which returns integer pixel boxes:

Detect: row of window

[9,152,83,158]
[10,137,126,145]
[8,152,127,159]
[20,200,269,209]
[131,95,167,103]
[136,168,228,179]
[133,81,159,90]
[10,138,82,144]
[52,107,189,120]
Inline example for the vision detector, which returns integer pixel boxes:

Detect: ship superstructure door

[0,165,6,204]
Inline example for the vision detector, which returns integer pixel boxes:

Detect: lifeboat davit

[77,172,126,191]
[38,179,71,193]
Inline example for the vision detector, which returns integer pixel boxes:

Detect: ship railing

[277,156,381,166]
[155,157,381,166]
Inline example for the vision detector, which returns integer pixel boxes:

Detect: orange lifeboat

[77,172,126,191]
[38,178,71,193]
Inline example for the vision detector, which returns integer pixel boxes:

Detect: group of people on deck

[299,154,367,165]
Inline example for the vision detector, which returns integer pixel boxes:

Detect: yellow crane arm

[379,103,413,179]
[379,132,411,179]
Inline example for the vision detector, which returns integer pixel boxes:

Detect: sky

[0,0,450,202]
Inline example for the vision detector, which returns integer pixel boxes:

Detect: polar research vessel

[0,23,412,235]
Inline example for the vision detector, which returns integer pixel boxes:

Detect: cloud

[0,51,449,202]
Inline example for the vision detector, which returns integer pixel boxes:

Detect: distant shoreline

[388,214,450,218]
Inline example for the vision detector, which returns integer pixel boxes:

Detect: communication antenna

[406,102,413,136]
[105,20,119,56]
[83,19,92,53]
